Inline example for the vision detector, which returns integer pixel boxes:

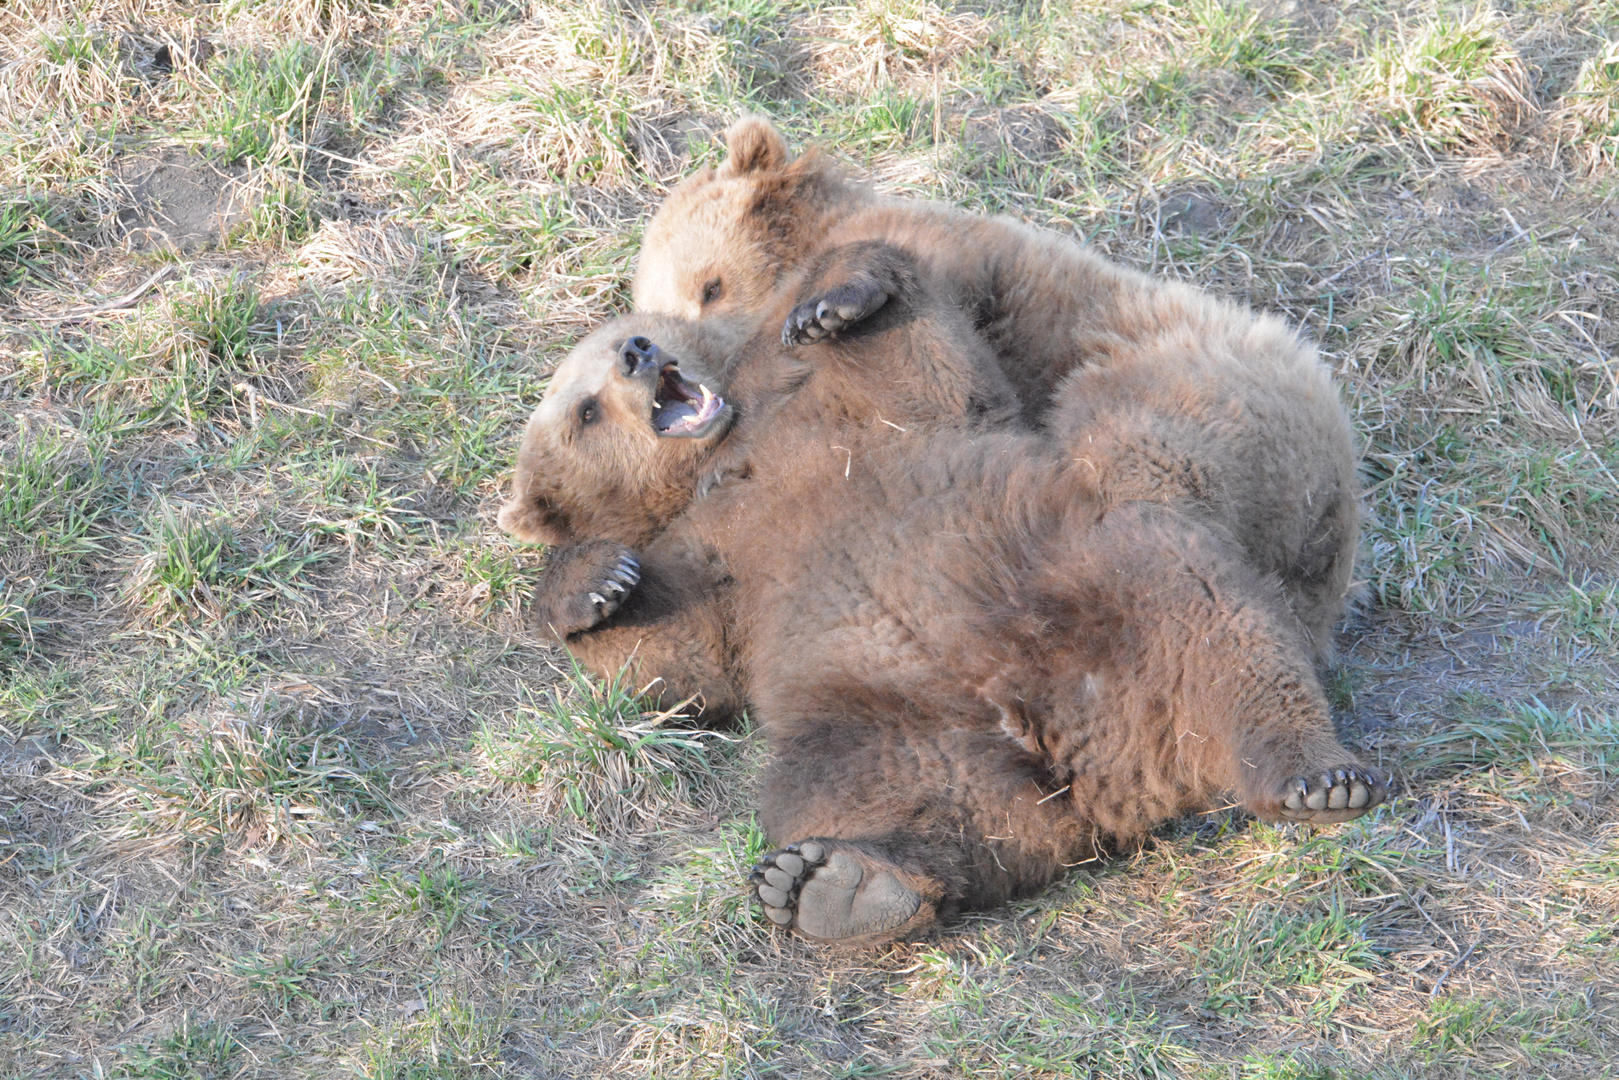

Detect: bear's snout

[619,336,660,376]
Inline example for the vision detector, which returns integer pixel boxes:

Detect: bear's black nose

[620,336,659,375]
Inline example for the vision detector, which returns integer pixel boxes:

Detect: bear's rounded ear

[720,115,789,176]
[497,494,573,547]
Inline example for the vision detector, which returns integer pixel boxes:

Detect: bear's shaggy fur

[499,262,1387,946]
[502,242,1022,551]
[501,243,1024,722]
[632,117,1360,656]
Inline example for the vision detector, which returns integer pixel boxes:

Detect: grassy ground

[2,0,1617,1076]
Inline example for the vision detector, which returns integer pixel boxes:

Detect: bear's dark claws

[782,282,891,346]
[1277,765,1388,824]
[749,842,829,930]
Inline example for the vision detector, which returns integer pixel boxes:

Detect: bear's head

[632,115,847,321]
[498,314,737,548]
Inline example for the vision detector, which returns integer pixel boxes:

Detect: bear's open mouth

[652,362,726,438]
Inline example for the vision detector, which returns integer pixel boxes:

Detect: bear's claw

[749,841,929,945]
[751,842,824,925]
[530,541,642,637]
[782,281,891,346]
[1278,766,1388,823]
[589,555,640,618]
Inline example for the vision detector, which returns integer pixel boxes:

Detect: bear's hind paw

[749,841,934,947]
[1277,766,1389,824]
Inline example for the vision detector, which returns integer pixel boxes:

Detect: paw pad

[748,841,928,944]
[749,841,825,926]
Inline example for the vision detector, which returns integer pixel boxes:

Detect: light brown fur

[498,276,1387,946]
[502,247,1022,720]
[632,117,1361,657]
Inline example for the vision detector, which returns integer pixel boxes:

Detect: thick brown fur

[503,244,1021,716]
[499,267,1387,945]
[632,116,1360,657]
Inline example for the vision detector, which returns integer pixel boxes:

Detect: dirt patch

[1337,606,1619,758]
[960,104,1068,161]
[629,114,723,181]
[1160,190,1227,236]
[114,150,259,252]
[0,733,61,777]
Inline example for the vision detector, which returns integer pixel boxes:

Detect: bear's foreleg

[775,241,1024,430]
[529,539,642,637]
[780,241,917,346]
[531,539,745,722]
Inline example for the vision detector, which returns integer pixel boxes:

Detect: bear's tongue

[655,400,701,432]
[653,368,723,435]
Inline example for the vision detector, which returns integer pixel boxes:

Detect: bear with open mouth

[631,116,1361,659]
[499,249,1387,947]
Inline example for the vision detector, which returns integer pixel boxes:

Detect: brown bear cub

[500,243,1023,722]
[632,117,1361,658]
[500,253,1388,948]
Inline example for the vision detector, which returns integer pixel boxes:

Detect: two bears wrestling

[498,116,1389,947]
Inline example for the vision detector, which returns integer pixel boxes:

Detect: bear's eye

[701,278,722,306]
[579,400,599,426]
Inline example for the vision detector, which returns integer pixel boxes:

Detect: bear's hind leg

[1254,762,1389,825]
[1047,503,1388,830]
[1281,767,1387,821]
[754,712,1098,945]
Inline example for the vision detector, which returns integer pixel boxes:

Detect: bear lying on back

[632,116,1361,657]
[500,253,1388,947]
[500,243,1024,721]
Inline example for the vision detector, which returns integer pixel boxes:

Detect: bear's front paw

[1277,766,1389,824]
[781,280,891,346]
[749,841,934,947]
[529,540,641,637]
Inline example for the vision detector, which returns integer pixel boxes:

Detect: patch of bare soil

[114,150,258,252]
